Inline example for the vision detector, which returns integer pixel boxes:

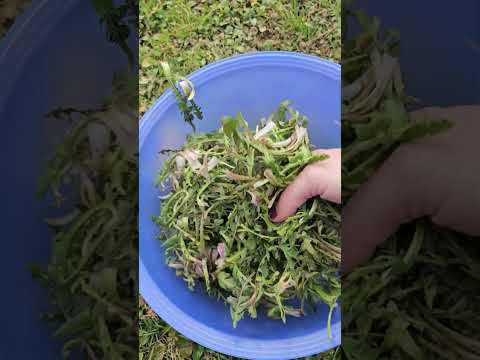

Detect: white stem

[254,120,276,140]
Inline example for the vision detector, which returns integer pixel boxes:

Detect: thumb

[341,146,431,274]
[271,158,340,222]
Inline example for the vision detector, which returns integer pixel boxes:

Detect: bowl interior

[140,52,341,359]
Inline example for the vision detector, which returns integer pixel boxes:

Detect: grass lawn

[139,1,341,359]
[140,0,340,114]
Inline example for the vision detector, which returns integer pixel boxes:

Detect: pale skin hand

[270,107,480,274]
[342,105,480,273]
[270,148,341,222]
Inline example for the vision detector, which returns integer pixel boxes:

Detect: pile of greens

[341,7,480,359]
[155,79,340,332]
[28,2,139,358]
[31,73,138,359]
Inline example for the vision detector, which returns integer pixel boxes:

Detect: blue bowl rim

[139,51,341,359]
[0,0,80,108]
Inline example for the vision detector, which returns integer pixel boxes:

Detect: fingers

[313,148,342,203]
[271,148,341,223]
[409,105,480,124]
[270,166,322,222]
[341,145,432,274]
[343,106,480,273]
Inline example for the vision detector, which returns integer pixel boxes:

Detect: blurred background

[1,0,137,358]
[350,0,480,106]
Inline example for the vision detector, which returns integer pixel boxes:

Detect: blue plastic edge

[0,0,83,116]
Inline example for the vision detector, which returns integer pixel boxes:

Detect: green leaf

[235,112,249,128]
[54,310,92,338]
[61,338,84,359]
[424,275,437,310]
[91,0,114,16]
[221,116,239,138]
[403,223,424,266]
[217,271,236,290]
[98,315,122,360]
[384,97,408,135]
[342,336,381,360]
[90,267,117,298]
[399,118,453,142]
[353,114,386,141]
[383,317,424,359]
[192,346,205,360]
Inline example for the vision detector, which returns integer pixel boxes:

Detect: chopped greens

[28,3,139,358]
[154,97,340,332]
[31,73,138,359]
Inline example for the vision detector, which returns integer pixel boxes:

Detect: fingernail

[269,206,277,220]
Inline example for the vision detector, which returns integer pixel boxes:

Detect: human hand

[342,105,480,273]
[270,148,341,222]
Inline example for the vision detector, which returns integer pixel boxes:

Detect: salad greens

[31,73,138,359]
[155,67,341,334]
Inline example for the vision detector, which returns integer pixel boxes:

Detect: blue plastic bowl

[0,0,135,358]
[140,52,341,359]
